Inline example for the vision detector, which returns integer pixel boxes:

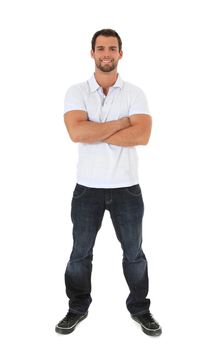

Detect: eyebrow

[96,45,118,49]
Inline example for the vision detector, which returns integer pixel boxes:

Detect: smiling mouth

[101,60,112,63]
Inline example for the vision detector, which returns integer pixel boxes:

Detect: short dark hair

[91,29,122,52]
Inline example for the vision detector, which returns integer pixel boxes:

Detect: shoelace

[143,312,156,324]
[61,312,76,325]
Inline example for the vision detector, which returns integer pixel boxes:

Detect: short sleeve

[64,85,87,114]
[128,88,150,116]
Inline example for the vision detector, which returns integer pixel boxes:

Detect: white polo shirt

[64,73,150,188]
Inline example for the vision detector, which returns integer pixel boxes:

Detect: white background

[0,0,220,349]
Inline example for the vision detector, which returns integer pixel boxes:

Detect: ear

[90,49,94,58]
[119,50,123,59]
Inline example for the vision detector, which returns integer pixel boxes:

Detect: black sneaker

[55,311,88,334]
[131,312,162,336]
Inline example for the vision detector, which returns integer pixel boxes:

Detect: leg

[65,184,105,314]
[109,184,150,315]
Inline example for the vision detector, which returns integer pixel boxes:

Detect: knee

[70,247,93,262]
[123,249,146,263]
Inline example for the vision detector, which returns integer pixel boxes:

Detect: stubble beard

[96,59,118,73]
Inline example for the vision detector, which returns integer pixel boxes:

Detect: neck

[94,70,118,92]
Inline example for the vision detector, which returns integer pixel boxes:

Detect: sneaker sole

[131,315,162,337]
[55,313,88,335]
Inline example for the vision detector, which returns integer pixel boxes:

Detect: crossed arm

[64,110,152,147]
[104,114,152,146]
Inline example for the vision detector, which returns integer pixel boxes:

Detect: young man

[55,29,162,337]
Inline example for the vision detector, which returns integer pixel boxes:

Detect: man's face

[91,35,123,73]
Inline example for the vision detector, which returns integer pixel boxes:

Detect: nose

[102,48,112,56]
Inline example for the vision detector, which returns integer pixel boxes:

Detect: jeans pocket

[125,184,142,197]
[72,184,88,199]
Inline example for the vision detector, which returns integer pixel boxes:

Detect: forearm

[74,120,124,143]
[104,125,146,147]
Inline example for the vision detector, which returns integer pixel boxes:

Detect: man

[55,29,162,337]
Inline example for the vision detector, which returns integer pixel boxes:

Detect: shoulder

[65,80,89,96]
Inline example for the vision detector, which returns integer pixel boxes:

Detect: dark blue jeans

[64,183,150,316]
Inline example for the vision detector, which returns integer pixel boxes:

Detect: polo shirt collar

[88,73,123,92]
